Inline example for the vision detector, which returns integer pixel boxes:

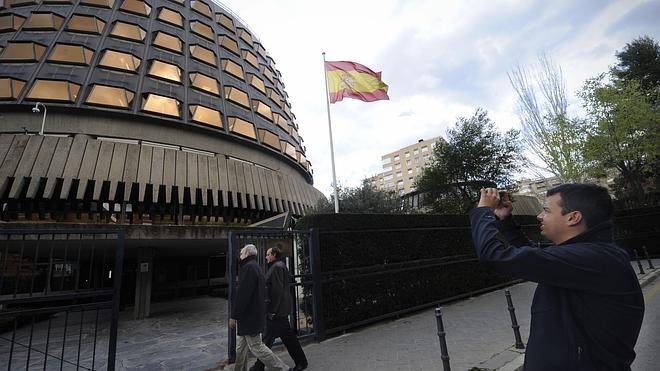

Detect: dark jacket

[469,207,644,370]
[265,258,292,317]
[231,255,266,336]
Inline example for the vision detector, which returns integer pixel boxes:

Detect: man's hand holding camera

[478,188,512,220]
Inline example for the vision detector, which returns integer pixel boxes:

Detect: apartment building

[516,174,614,201]
[515,177,564,200]
[371,137,443,195]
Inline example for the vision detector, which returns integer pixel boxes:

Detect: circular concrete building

[0,0,323,224]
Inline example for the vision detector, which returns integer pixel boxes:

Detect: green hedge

[296,209,658,336]
[297,213,471,231]
[321,260,510,332]
[614,207,660,257]
[298,214,541,271]
[297,213,541,335]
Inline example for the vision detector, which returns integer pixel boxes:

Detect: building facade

[0,0,324,316]
[515,176,564,201]
[371,137,442,196]
[515,175,614,202]
[0,0,323,223]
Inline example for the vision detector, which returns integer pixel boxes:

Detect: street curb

[471,346,524,371]
[499,353,524,371]
[639,267,660,288]
[481,267,660,370]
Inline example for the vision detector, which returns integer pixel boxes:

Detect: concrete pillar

[134,247,156,320]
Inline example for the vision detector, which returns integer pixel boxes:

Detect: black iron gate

[227,228,321,362]
[0,229,124,370]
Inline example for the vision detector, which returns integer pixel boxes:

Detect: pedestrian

[230,244,291,371]
[251,246,308,371]
[470,184,644,370]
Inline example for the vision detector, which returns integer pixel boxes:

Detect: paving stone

[5,261,655,370]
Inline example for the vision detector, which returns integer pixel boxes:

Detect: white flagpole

[322,52,340,213]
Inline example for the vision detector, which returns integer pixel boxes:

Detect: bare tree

[509,54,587,182]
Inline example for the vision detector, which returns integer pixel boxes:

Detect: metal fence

[312,225,523,337]
[227,229,320,361]
[0,229,124,370]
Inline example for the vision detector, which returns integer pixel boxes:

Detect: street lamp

[31,102,47,136]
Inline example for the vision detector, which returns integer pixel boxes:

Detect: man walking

[230,244,290,371]
[470,184,644,370]
[251,246,308,371]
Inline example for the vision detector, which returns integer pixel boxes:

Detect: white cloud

[217,0,660,196]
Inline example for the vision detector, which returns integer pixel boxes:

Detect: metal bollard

[634,249,645,275]
[505,290,525,349]
[435,306,451,371]
[642,246,655,269]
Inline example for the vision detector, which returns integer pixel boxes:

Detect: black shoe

[292,364,308,371]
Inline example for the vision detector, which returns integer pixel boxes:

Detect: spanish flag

[325,61,389,103]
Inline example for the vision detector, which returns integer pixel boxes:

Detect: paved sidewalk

[472,260,660,371]
[103,259,659,370]
[257,259,660,371]
[295,282,535,371]
[20,259,650,370]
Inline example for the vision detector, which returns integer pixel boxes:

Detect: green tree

[579,75,660,200]
[611,35,660,105]
[312,179,404,213]
[610,36,660,195]
[509,54,588,182]
[415,108,523,214]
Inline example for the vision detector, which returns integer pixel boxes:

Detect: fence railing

[0,229,124,370]
[312,225,521,338]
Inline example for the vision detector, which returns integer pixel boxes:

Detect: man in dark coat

[251,246,308,371]
[229,244,290,371]
[470,184,644,370]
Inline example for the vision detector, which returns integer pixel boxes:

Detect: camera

[498,191,508,206]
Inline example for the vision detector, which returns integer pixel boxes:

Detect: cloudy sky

[217,0,660,197]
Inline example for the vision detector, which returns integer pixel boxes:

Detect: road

[632,265,660,371]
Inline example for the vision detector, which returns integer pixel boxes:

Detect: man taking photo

[470,184,644,370]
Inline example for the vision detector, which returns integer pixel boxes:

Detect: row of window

[0,11,282,90]
[381,146,432,165]
[0,8,275,74]
[0,16,293,117]
[5,0,267,52]
[1,1,304,156]
[391,146,430,162]
[0,13,253,61]
[379,168,422,181]
[4,0,150,9]
[1,0,272,61]
[383,155,431,170]
[0,13,251,62]
[377,166,424,187]
[0,6,298,123]
[0,76,308,168]
[0,75,296,141]
[0,40,292,129]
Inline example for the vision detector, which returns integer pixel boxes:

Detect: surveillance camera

[32,107,40,113]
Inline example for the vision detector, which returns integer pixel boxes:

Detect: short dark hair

[546,183,613,228]
[270,246,283,258]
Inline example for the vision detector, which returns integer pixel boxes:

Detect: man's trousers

[252,316,308,370]
[234,333,289,371]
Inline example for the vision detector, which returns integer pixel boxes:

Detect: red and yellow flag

[325,61,389,103]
